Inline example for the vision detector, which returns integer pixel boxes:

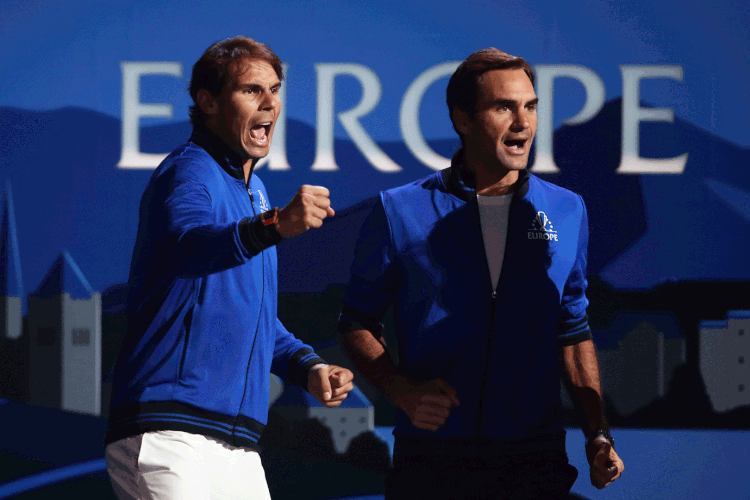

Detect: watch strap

[585,430,615,450]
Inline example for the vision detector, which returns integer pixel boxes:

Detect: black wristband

[585,430,615,450]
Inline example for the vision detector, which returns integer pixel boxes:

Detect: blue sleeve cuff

[239,212,283,256]
[287,347,327,391]
[558,314,592,346]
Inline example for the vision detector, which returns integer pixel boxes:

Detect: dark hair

[446,48,535,141]
[188,36,284,125]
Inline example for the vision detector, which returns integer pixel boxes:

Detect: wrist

[585,430,615,450]
[385,375,416,410]
[260,207,282,236]
[241,209,283,254]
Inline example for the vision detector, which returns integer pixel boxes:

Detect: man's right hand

[277,185,335,238]
[393,379,460,432]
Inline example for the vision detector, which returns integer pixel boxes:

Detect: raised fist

[277,185,335,238]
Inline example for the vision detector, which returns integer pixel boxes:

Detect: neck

[201,120,255,184]
[463,150,519,196]
[243,161,254,185]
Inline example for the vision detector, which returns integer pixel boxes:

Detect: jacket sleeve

[157,159,280,278]
[558,196,593,346]
[270,317,326,390]
[337,195,401,336]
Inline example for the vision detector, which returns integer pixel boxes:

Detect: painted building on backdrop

[700,311,750,412]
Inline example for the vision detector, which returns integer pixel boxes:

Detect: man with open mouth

[104,36,353,500]
[339,48,624,499]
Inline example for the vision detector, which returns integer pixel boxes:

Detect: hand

[392,379,460,432]
[586,436,624,489]
[277,185,335,238]
[307,364,354,407]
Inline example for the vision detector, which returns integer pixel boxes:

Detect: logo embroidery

[256,190,270,211]
[528,211,558,241]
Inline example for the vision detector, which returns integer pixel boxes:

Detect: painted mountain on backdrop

[1,100,749,302]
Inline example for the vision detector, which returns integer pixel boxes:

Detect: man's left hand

[307,364,354,407]
[586,436,624,489]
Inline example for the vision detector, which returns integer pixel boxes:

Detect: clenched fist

[277,185,335,238]
[307,364,355,407]
[393,378,460,432]
[586,436,624,488]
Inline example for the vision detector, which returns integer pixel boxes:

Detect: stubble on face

[461,68,538,189]
[214,58,281,163]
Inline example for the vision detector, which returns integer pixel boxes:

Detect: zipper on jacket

[475,293,499,437]
[232,180,264,443]
[474,196,514,438]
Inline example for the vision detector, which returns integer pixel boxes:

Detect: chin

[497,160,529,172]
[242,144,271,160]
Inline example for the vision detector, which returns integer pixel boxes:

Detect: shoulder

[380,170,445,205]
[153,142,220,184]
[527,173,586,211]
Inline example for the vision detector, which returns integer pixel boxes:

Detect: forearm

[271,318,325,389]
[174,213,283,275]
[339,329,411,405]
[560,339,609,436]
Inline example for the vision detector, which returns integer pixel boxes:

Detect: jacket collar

[441,148,530,203]
[189,124,252,182]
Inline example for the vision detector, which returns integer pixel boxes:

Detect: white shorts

[105,430,272,500]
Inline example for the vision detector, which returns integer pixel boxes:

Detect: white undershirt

[476,194,513,291]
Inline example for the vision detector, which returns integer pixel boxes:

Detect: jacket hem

[105,401,265,450]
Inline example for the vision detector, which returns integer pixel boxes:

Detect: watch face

[587,431,614,449]
[262,208,278,226]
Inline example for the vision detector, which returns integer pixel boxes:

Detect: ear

[196,89,218,117]
[452,107,471,137]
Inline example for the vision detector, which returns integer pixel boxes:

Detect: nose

[259,90,278,111]
[511,108,530,131]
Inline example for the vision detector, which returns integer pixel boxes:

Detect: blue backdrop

[1,1,749,499]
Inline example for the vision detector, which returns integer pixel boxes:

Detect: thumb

[318,367,332,401]
[593,441,611,471]
[435,379,460,406]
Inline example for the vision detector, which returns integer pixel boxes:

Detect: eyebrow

[493,97,539,107]
[239,80,281,90]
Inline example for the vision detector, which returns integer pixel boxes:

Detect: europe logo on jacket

[256,190,270,211]
[528,211,559,241]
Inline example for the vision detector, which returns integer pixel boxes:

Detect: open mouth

[504,139,526,151]
[249,122,272,146]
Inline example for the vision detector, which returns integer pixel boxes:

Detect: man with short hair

[105,36,353,500]
[339,48,623,499]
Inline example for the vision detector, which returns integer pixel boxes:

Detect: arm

[270,317,353,407]
[337,197,458,430]
[159,163,261,277]
[558,198,623,488]
[160,160,333,277]
[339,328,458,431]
[560,339,624,488]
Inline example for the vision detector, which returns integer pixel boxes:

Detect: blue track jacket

[106,126,324,449]
[339,149,592,450]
